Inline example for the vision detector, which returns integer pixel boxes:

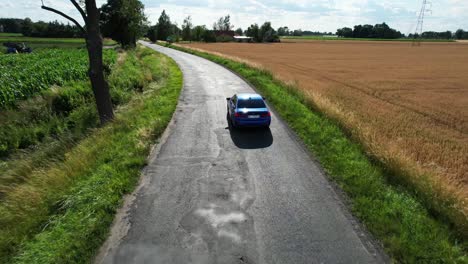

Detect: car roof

[236,93,263,100]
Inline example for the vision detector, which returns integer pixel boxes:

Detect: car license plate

[248,115,260,118]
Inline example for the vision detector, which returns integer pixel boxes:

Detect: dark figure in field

[3,42,32,53]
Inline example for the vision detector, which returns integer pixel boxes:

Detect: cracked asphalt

[96,42,387,264]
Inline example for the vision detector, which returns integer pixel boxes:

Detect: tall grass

[167,43,467,262]
[0,47,182,263]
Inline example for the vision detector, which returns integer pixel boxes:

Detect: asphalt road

[96,42,386,264]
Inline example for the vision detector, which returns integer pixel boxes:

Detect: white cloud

[1,0,466,33]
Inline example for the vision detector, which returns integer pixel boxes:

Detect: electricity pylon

[413,0,432,46]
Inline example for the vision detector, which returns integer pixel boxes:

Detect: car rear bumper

[234,117,271,127]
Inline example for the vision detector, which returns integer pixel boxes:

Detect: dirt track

[182,41,468,214]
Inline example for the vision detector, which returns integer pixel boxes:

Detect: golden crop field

[182,40,468,224]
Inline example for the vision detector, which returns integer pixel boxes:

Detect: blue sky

[1,0,467,34]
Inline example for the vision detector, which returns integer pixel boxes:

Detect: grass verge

[0,47,182,263]
[167,43,467,262]
[0,49,117,191]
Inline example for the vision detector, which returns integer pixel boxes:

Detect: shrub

[216,34,233,42]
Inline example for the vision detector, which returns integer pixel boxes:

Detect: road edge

[94,46,185,263]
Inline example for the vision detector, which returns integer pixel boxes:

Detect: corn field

[0,49,117,108]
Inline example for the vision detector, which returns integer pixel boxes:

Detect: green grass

[0,47,182,263]
[0,36,116,48]
[281,36,456,42]
[1,36,84,43]
[167,43,467,263]
[0,33,23,37]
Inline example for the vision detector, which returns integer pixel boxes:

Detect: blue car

[226,93,271,128]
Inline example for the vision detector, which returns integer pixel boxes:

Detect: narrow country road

[97,42,387,264]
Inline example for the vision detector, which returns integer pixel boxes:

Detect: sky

[1,0,467,34]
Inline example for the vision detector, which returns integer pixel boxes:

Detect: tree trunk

[85,0,114,124]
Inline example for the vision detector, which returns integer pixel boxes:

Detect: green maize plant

[0,48,117,108]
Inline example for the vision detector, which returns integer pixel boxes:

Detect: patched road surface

[96,42,387,264]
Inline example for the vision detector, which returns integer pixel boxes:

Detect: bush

[216,34,233,42]
[50,84,92,115]
[202,30,217,42]
[65,104,99,133]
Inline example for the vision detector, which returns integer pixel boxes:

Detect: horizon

[1,0,467,34]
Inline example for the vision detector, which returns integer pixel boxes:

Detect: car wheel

[226,112,234,127]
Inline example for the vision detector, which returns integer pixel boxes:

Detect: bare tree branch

[70,0,87,24]
[41,5,86,34]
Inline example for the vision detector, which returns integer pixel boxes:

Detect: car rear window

[237,99,266,108]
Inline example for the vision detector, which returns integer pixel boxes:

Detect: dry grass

[181,41,468,233]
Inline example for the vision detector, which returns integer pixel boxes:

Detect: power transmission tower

[413,0,432,46]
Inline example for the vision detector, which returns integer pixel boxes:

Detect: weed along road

[97,42,387,264]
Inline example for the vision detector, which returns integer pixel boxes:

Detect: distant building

[213,30,235,37]
[233,36,253,42]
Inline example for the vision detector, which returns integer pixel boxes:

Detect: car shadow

[226,115,273,149]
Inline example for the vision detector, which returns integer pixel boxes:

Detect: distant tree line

[336,23,402,39]
[0,18,24,33]
[408,31,452,39]
[455,29,468,40]
[0,18,82,38]
[146,11,279,43]
[147,10,183,42]
[408,29,468,40]
[335,22,468,40]
[245,22,279,42]
[147,12,467,43]
[3,13,468,44]
[302,30,334,36]
[0,0,148,48]
[147,11,234,43]
[277,27,303,36]
[144,12,468,43]
[276,27,334,37]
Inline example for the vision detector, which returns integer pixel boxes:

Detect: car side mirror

[262,97,266,100]
[226,97,231,101]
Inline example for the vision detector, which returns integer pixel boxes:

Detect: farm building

[233,36,253,42]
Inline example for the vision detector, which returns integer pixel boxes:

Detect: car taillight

[261,112,271,117]
[234,112,246,118]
